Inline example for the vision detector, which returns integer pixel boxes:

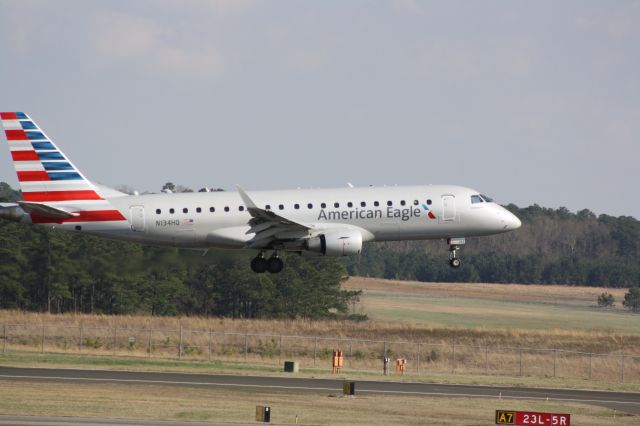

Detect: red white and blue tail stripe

[1,112,125,224]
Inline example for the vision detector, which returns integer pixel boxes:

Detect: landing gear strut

[251,251,284,274]
[447,237,465,268]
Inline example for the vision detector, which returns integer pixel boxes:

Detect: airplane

[0,112,521,274]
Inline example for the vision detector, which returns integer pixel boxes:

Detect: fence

[1,322,639,384]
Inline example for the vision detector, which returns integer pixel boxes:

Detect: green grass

[360,290,640,334]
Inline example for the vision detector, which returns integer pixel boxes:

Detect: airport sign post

[495,410,570,425]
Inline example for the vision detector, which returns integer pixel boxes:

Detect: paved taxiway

[0,366,638,416]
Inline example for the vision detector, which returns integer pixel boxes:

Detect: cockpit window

[471,195,483,204]
[480,194,494,202]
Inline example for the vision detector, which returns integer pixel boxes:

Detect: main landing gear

[250,251,284,274]
[448,237,465,268]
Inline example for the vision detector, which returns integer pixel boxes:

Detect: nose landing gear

[448,237,465,268]
[250,251,284,273]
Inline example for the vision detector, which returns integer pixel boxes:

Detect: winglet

[235,185,311,233]
[236,185,258,210]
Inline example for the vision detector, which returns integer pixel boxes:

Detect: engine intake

[306,229,363,256]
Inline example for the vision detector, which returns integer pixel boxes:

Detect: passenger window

[400,200,406,206]
[321,203,327,208]
[224,206,230,212]
[426,199,432,205]
[169,208,175,214]
[334,202,340,208]
[471,195,483,204]
[413,200,419,206]
[387,201,393,206]
[374,201,379,207]
[155,209,161,214]
[360,201,366,207]
[239,206,245,211]
[347,202,353,208]
[209,207,215,213]
[265,204,271,210]
[183,208,188,213]
[196,207,202,213]
[279,204,284,210]
[307,203,313,209]
[294,204,300,209]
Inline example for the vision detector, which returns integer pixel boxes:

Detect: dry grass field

[344,278,640,349]
[2,278,638,353]
[0,379,635,425]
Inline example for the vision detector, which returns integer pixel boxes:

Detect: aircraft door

[130,206,145,232]
[441,195,456,222]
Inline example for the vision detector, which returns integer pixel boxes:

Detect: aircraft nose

[503,209,522,230]
[492,206,521,232]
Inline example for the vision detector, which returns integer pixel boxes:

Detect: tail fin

[1,112,101,202]
[1,112,127,225]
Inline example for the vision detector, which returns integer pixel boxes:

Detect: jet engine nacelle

[306,229,363,256]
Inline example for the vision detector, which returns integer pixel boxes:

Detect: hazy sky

[1,1,638,217]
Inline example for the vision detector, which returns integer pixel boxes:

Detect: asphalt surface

[0,366,638,418]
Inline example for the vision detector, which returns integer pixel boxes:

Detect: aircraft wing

[236,186,312,248]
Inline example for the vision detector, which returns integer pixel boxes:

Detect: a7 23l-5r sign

[495,410,570,425]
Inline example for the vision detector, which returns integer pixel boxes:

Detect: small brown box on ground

[343,381,355,396]
[256,405,271,422]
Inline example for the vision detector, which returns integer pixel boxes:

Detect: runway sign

[495,410,570,425]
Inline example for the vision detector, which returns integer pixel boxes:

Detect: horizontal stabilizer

[17,202,75,219]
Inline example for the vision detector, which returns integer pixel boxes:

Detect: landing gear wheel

[267,257,284,274]
[447,238,465,269]
[251,256,268,273]
[449,258,462,268]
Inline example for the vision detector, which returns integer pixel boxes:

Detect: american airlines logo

[317,205,436,222]
[422,204,437,219]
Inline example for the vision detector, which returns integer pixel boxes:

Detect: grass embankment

[0,379,636,425]
[344,278,640,349]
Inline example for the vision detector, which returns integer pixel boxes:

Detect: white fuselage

[50,184,520,250]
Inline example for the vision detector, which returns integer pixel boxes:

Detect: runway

[0,366,638,417]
